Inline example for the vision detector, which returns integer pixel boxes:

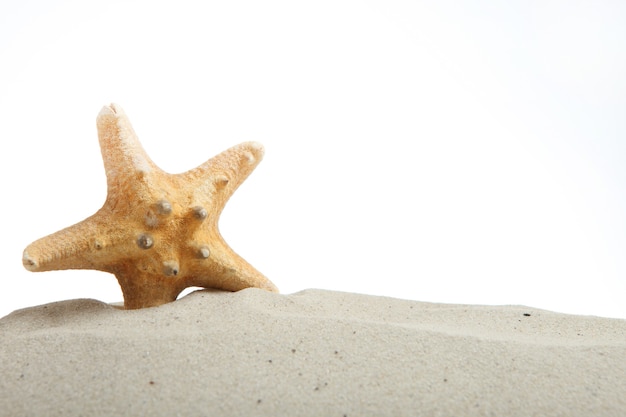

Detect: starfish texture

[23,104,278,309]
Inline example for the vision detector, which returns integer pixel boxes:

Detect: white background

[1,0,624,319]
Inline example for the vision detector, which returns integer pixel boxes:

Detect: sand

[1,288,625,417]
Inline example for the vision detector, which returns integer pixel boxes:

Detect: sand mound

[1,289,625,416]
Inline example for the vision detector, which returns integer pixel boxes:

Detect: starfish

[22,104,278,309]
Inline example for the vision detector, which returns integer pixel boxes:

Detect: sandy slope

[1,289,625,416]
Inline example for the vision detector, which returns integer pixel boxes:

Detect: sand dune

[1,289,625,416]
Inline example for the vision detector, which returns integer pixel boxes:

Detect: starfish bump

[22,104,278,309]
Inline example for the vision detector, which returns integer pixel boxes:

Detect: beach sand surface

[1,288,625,416]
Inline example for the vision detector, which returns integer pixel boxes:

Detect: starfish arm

[182,141,264,215]
[97,104,159,197]
[186,238,278,293]
[22,213,113,272]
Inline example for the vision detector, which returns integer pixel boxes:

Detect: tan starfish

[22,104,278,309]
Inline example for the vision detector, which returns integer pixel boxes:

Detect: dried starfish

[22,104,278,309]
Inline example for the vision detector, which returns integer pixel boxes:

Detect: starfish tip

[243,141,265,164]
[96,103,125,121]
[22,250,39,271]
[249,141,264,152]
